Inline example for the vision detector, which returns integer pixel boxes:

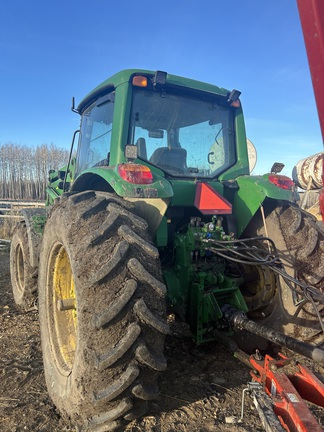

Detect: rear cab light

[268,174,295,190]
[118,163,153,184]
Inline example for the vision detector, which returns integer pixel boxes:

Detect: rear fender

[71,166,173,199]
[234,175,298,236]
[71,167,173,237]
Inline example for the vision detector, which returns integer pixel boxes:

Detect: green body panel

[189,279,247,344]
[234,175,298,235]
[108,82,132,167]
[168,180,224,207]
[218,109,249,180]
[77,69,230,113]
[155,216,168,247]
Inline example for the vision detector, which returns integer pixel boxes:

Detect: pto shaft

[222,305,324,365]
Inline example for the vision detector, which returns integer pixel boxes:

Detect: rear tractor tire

[240,203,324,350]
[38,191,168,431]
[10,221,38,311]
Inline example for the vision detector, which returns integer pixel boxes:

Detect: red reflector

[194,182,232,215]
[118,164,153,184]
[268,174,294,190]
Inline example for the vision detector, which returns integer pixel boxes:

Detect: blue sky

[0,0,322,176]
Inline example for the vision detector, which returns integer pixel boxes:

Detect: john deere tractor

[10,70,324,431]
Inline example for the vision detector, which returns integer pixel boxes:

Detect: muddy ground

[0,244,323,432]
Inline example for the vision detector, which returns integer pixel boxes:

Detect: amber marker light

[230,99,241,108]
[227,89,241,108]
[268,174,294,190]
[118,163,153,184]
[132,76,148,87]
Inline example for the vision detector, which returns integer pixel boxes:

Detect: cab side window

[76,92,115,173]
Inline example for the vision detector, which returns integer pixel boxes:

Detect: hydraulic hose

[204,236,324,331]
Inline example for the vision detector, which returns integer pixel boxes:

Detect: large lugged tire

[10,221,38,310]
[38,191,168,431]
[242,202,324,348]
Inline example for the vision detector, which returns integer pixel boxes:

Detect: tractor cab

[73,70,250,184]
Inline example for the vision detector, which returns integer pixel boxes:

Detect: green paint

[234,175,298,235]
[163,219,248,344]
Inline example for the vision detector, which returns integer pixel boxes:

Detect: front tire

[10,222,38,310]
[38,191,168,431]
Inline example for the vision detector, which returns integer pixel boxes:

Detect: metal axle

[222,305,324,365]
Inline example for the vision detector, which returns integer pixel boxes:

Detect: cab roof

[77,69,230,113]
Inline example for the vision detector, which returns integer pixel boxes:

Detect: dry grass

[0,219,15,240]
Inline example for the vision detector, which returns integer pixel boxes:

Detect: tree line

[0,143,69,200]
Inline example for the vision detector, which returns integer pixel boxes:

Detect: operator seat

[149,147,187,173]
[136,138,148,160]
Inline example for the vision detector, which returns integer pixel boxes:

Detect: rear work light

[118,163,153,184]
[132,75,148,87]
[268,174,294,190]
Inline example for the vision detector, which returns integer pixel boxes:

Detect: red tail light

[268,174,294,190]
[118,163,153,184]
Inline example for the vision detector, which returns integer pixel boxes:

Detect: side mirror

[125,144,138,161]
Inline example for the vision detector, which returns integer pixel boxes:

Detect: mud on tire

[38,191,168,431]
[10,221,38,311]
[242,202,324,348]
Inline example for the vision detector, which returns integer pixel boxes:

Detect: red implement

[250,352,324,432]
[297,0,324,220]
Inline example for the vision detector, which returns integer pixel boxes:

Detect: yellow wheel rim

[48,243,77,374]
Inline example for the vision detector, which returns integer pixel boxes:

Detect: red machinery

[249,352,324,431]
[297,0,324,219]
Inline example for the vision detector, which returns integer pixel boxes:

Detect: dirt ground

[0,244,323,432]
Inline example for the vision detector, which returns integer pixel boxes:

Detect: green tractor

[10,69,324,431]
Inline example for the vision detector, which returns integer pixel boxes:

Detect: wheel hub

[240,263,277,319]
[48,243,77,375]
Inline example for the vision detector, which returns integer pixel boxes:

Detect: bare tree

[0,142,69,200]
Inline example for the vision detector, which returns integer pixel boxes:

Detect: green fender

[233,174,298,236]
[71,165,174,199]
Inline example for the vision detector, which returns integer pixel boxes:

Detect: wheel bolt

[57,298,76,311]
